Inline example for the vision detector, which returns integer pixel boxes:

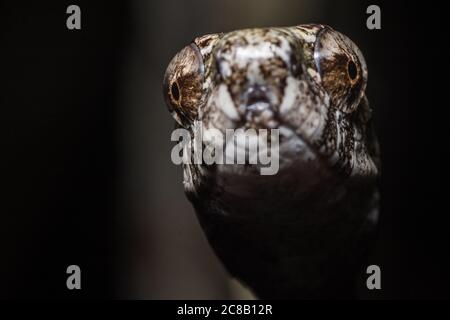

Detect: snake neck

[189,171,378,299]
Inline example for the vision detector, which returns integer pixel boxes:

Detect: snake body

[163,24,380,299]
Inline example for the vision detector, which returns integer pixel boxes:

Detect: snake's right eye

[313,27,368,113]
[163,43,205,127]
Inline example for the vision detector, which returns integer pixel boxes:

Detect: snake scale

[163,24,380,299]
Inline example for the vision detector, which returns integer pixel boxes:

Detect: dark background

[1,1,448,299]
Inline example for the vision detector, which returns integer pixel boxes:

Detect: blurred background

[1,1,448,299]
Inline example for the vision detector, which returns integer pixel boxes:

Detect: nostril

[246,86,270,107]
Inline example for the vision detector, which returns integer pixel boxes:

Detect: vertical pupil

[171,82,180,101]
[347,60,357,80]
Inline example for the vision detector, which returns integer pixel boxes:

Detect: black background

[1,1,128,298]
[1,1,448,299]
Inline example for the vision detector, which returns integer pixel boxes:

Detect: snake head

[163,24,378,182]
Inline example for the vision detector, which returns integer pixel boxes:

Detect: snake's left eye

[314,27,367,113]
[163,43,205,126]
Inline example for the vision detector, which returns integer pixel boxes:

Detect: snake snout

[246,85,270,107]
[242,85,278,129]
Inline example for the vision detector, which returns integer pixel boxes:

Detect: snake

[163,24,380,299]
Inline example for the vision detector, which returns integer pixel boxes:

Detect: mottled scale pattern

[163,24,380,299]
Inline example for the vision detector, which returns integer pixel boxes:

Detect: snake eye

[347,60,357,80]
[170,82,180,102]
[163,43,205,126]
[314,27,367,113]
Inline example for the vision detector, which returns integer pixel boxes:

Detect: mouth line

[246,101,271,112]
